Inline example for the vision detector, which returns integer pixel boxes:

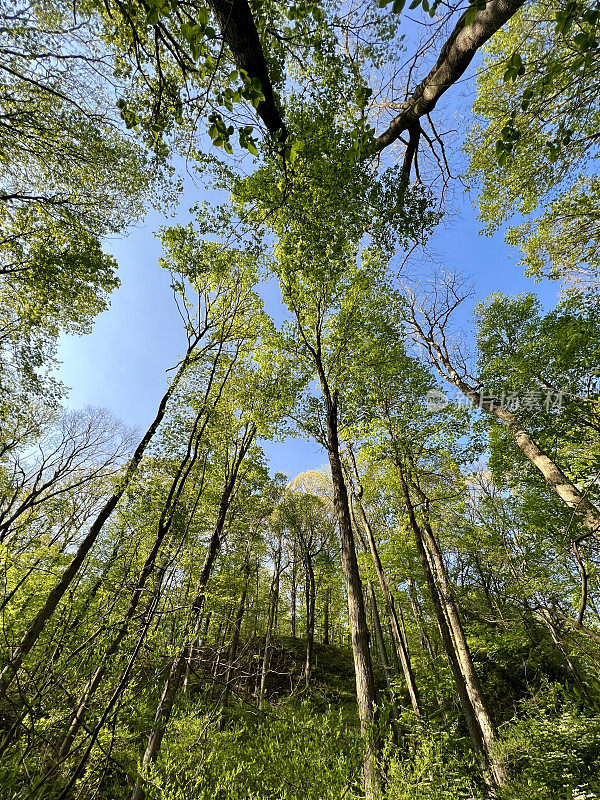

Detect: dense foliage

[1,0,599,799]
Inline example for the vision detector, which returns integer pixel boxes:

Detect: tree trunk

[394,455,505,786]
[408,490,488,763]
[414,326,600,540]
[419,502,506,784]
[367,583,393,696]
[131,427,255,800]
[347,465,421,719]
[387,621,401,673]
[407,578,435,661]
[323,586,330,645]
[290,543,297,638]
[183,609,211,695]
[58,414,208,759]
[537,609,591,701]
[321,389,381,800]
[259,544,281,710]
[221,549,250,720]
[303,552,316,687]
[0,341,201,694]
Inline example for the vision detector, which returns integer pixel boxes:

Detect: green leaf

[196,7,209,25]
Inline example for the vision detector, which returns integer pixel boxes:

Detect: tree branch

[373,0,525,152]
[206,0,287,140]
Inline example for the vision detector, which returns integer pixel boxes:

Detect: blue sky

[57,165,560,479]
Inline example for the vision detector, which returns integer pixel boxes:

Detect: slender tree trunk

[419,503,505,783]
[303,553,316,687]
[0,342,202,694]
[131,427,255,800]
[387,620,401,673]
[213,604,235,684]
[253,561,260,638]
[538,609,591,701]
[290,543,297,638]
[293,308,381,799]
[347,464,421,719]
[259,532,282,710]
[414,326,600,539]
[323,586,330,645]
[183,608,212,694]
[58,558,168,762]
[367,583,393,696]
[0,537,114,756]
[408,492,488,763]
[321,389,381,800]
[551,607,600,646]
[393,452,505,786]
[220,552,250,720]
[381,396,506,784]
[58,420,207,760]
[407,578,435,661]
[258,563,280,710]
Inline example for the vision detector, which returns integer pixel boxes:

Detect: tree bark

[374,0,525,151]
[221,548,250,719]
[400,471,488,762]
[407,578,435,661]
[537,609,591,701]
[183,609,212,694]
[323,586,330,645]
[321,390,381,800]
[392,447,506,786]
[206,0,286,139]
[290,542,297,638]
[57,413,208,760]
[419,505,506,785]
[291,301,381,798]
[367,582,393,697]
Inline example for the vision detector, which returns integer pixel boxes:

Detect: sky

[57,138,560,480]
